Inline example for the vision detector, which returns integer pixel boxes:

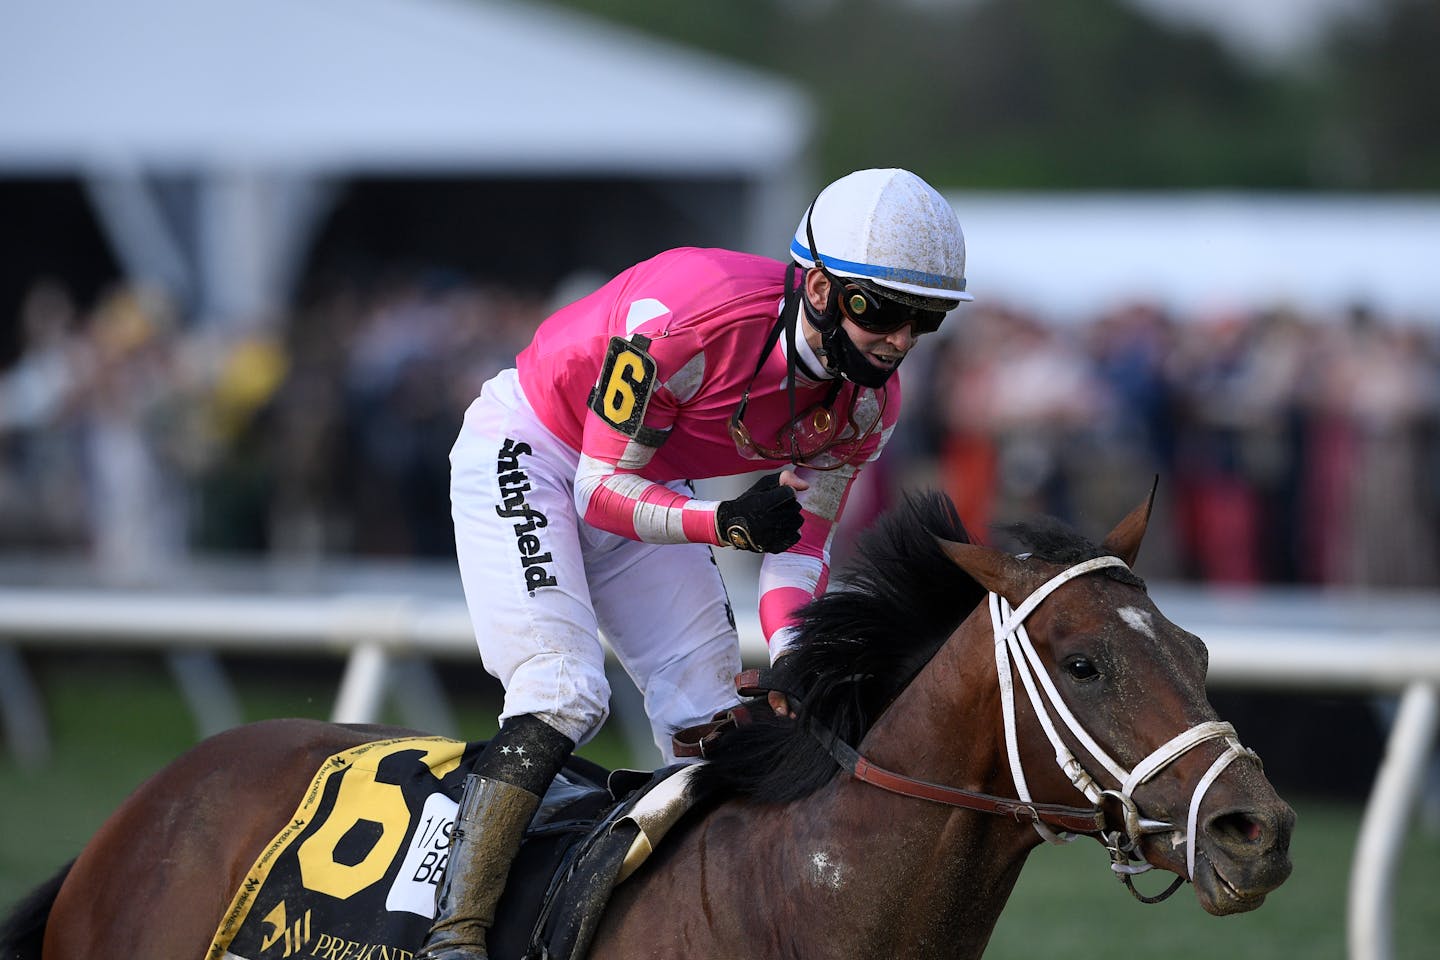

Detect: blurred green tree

[545,0,1433,191]
[1313,0,1440,189]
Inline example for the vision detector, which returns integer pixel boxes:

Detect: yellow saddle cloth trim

[205,736,465,960]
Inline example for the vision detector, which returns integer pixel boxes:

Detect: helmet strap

[801,199,900,388]
[826,324,899,388]
[783,264,801,462]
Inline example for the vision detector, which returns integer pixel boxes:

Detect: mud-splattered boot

[415,715,572,960]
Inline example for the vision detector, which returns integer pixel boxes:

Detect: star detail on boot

[514,746,527,755]
[500,745,514,755]
[521,758,533,768]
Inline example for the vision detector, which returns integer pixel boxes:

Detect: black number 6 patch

[589,335,657,437]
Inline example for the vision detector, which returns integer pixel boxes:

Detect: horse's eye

[1063,655,1100,681]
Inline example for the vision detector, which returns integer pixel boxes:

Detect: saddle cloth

[205,736,697,960]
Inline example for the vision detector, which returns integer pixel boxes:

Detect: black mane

[689,490,985,803]
[689,494,1139,804]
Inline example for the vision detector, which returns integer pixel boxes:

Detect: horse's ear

[1101,477,1159,567]
[936,537,1030,599]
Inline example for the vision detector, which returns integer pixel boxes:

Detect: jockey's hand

[767,652,796,718]
[716,472,804,553]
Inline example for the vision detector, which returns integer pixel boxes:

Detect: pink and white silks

[451,248,900,760]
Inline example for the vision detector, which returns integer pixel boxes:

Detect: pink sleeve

[756,487,841,657]
[571,331,722,546]
[573,430,721,544]
[755,386,900,657]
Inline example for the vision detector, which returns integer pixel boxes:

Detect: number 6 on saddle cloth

[202,736,704,960]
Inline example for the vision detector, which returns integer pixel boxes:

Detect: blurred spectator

[76,284,195,582]
[1167,309,1301,584]
[935,304,1108,536]
[1320,306,1438,587]
[335,272,547,557]
[1081,302,1183,577]
[190,332,290,554]
[3,267,1437,592]
[0,279,90,549]
[933,303,1008,534]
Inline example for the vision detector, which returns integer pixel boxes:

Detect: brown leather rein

[813,719,1107,834]
[673,668,1107,837]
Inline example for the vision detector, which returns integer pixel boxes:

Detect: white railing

[0,581,1435,960]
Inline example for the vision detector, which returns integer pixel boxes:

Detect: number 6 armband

[587,334,670,446]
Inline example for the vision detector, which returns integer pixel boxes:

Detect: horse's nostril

[1210,811,1265,845]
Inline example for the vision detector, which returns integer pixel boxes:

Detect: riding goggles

[829,274,949,336]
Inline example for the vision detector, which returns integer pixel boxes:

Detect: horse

[2,489,1293,960]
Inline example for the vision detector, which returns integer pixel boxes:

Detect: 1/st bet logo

[409,815,452,885]
[385,793,458,917]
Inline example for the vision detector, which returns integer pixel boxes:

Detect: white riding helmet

[790,168,973,309]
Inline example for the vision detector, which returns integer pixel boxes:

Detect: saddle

[205,737,706,960]
[493,760,704,960]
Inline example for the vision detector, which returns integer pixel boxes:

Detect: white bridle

[990,555,1260,885]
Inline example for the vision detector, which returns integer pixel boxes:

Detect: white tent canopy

[0,0,814,325]
[0,0,809,175]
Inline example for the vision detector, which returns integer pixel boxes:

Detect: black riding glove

[715,473,803,553]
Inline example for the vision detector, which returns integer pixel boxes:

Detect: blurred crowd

[2,273,1437,590]
[900,299,1440,588]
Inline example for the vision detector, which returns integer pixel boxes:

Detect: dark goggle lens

[841,283,947,335]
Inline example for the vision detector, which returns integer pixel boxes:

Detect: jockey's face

[840,316,920,377]
[802,268,934,373]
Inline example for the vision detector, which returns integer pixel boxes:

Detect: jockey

[420,167,973,960]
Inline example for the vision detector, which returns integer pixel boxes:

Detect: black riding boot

[416,715,573,960]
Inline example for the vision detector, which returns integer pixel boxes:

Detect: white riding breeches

[450,370,742,763]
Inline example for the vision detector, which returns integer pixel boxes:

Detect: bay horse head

[933,492,1295,914]
[695,488,1294,938]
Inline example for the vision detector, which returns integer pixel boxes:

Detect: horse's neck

[795,776,1036,959]
[597,775,1033,960]
[831,621,1042,956]
[597,629,1044,959]
[859,614,1013,797]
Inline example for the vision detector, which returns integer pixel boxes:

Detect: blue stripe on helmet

[790,237,965,293]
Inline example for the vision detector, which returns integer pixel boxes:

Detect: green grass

[0,652,637,906]
[986,801,1440,960]
[3,654,1437,959]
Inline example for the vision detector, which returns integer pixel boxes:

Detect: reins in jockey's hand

[671,669,797,759]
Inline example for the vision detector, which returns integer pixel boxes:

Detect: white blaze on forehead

[1118,606,1157,640]
[810,850,847,891]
